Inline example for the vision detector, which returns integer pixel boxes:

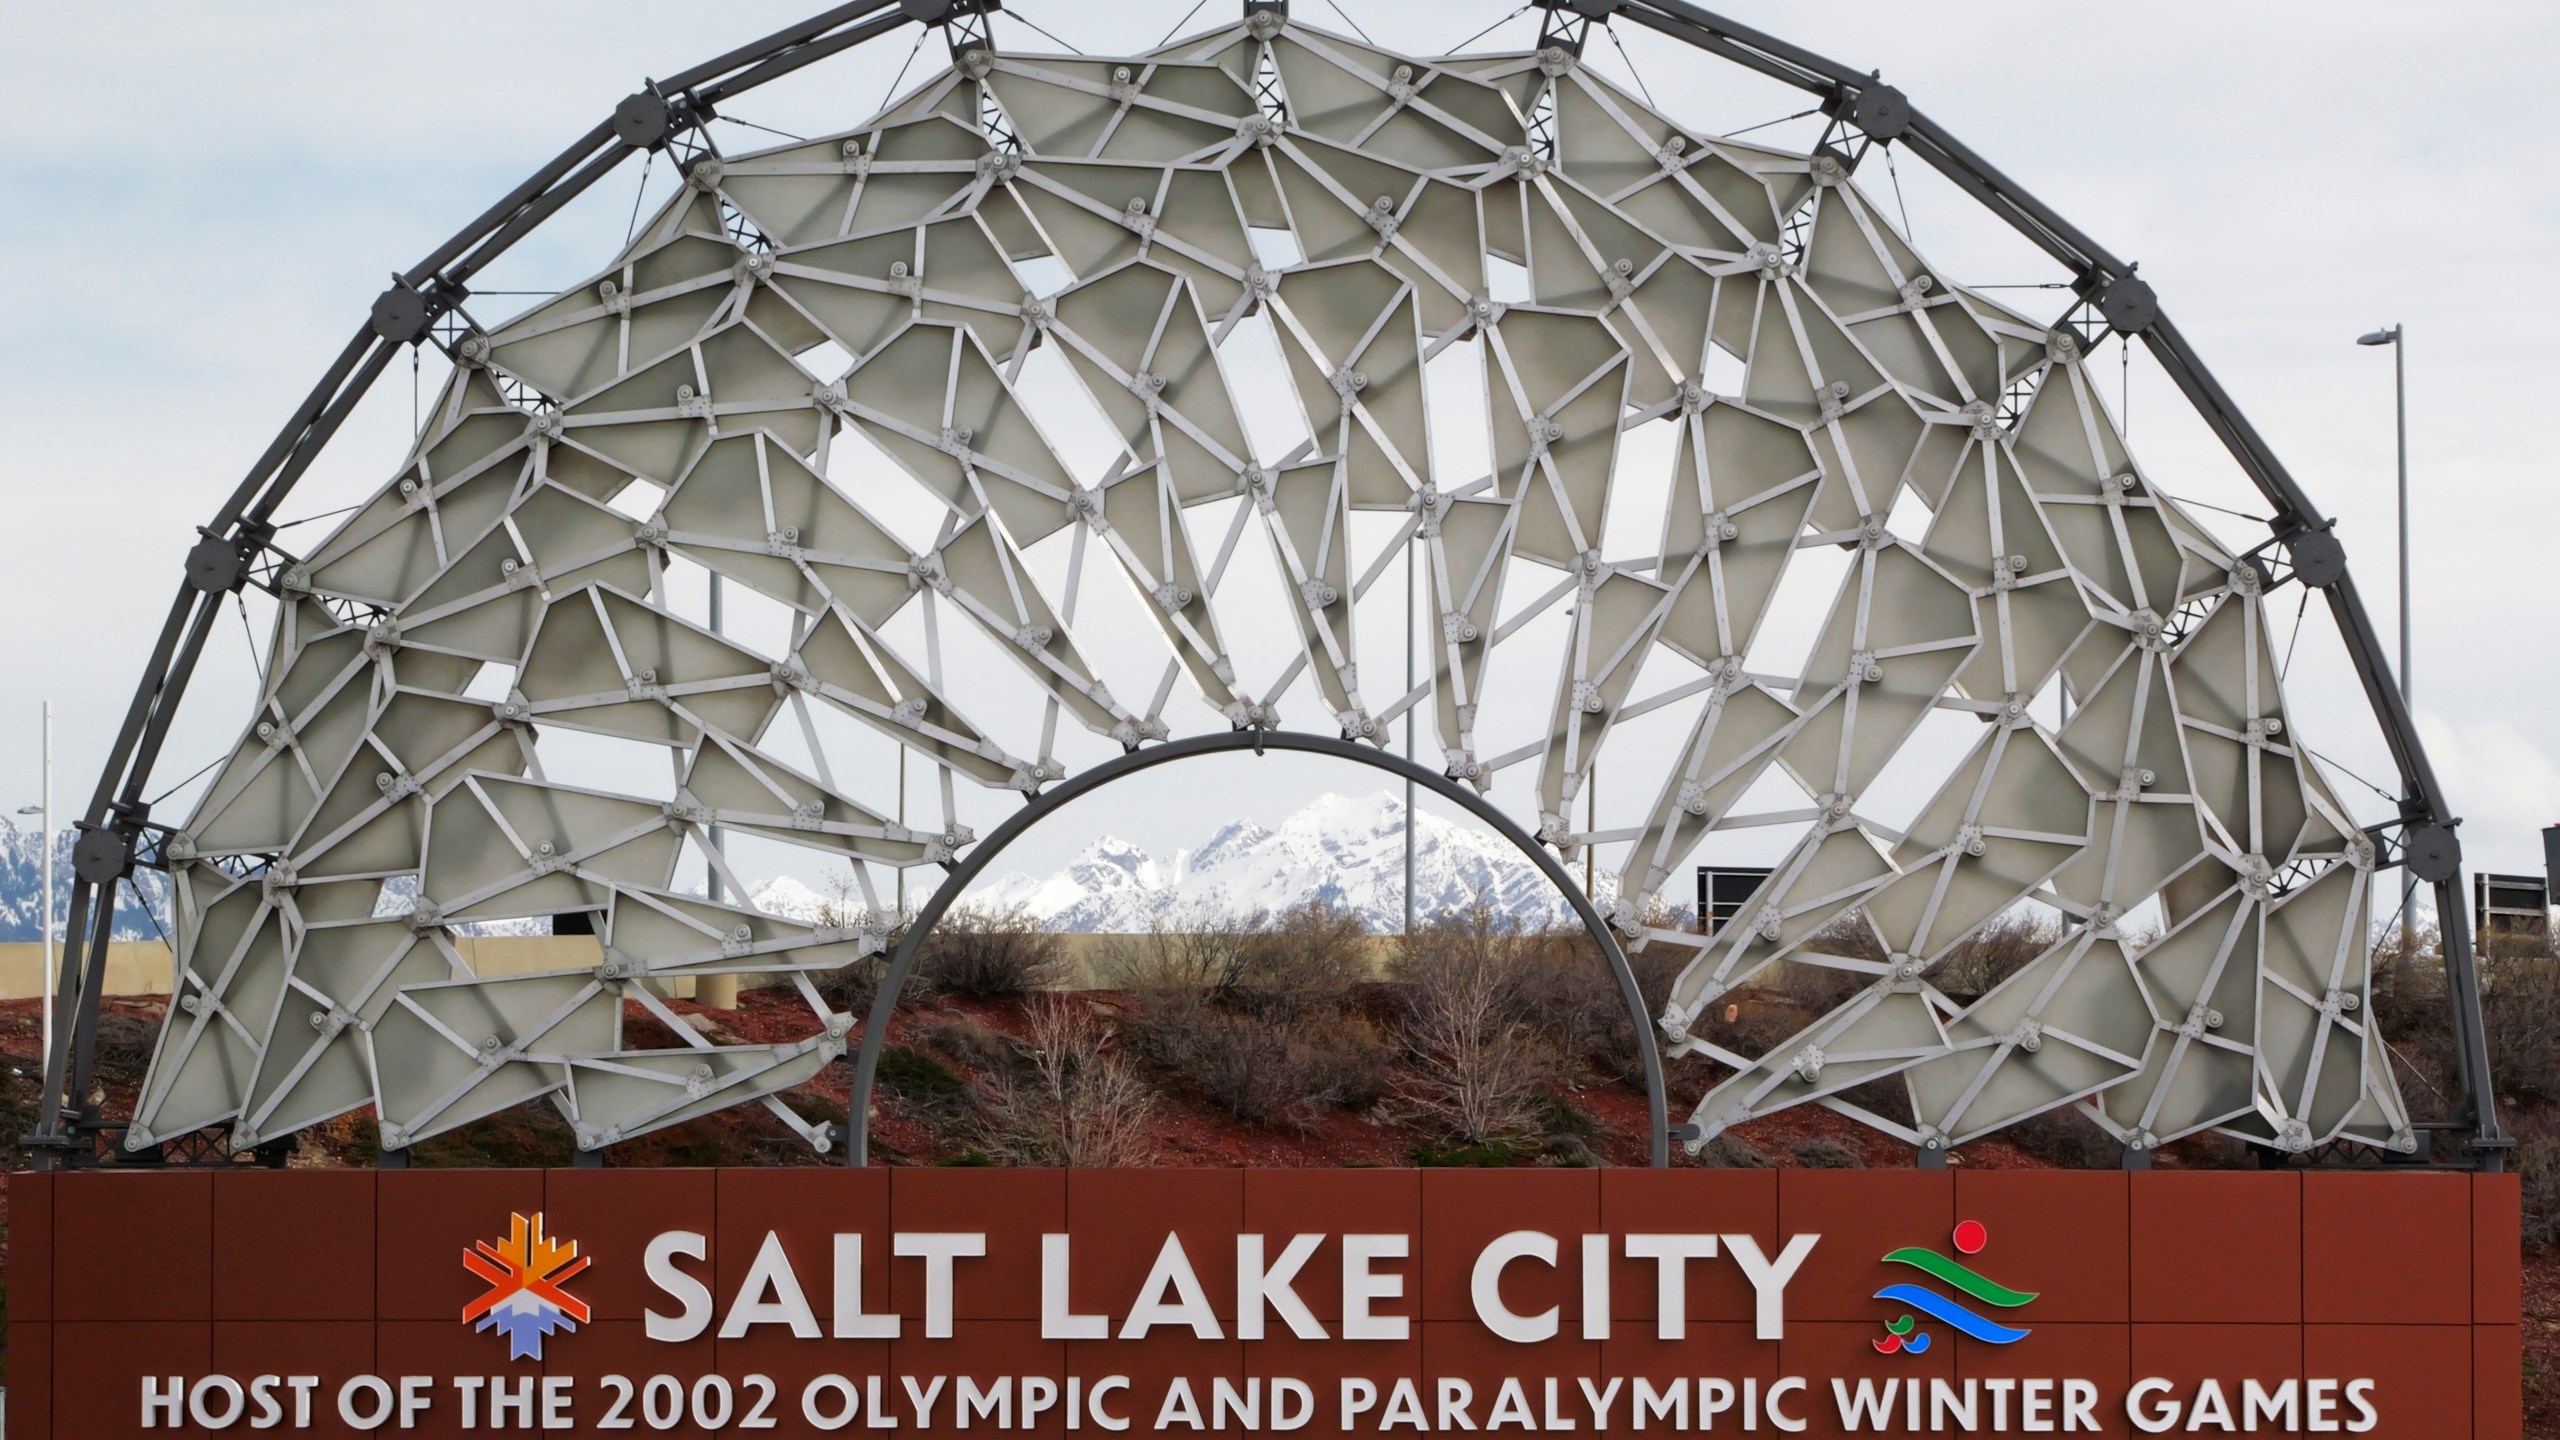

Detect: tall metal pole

[1403,536,1415,934]
[38,702,52,1077]
[2394,329,2413,960]
[707,571,726,903]
[16,705,51,1078]
[2361,323,2412,956]
[1585,766,1596,897]
[700,574,738,1009]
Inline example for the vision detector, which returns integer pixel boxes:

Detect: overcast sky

[2,2,2554,914]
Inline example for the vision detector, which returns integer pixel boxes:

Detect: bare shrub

[1623,890,1689,935]
[90,1008,160,1090]
[818,867,887,932]
[1503,930,1621,1068]
[2480,920,2558,965]
[1801,910,1889,961]
[2375,922,2559,1120]
[916,904,1069,999]
[1492,926,1673,1087]
[2355,917,2437,1009]
[1234,901,1372,1020]
[1932,911,2062,999]
[813,955,886,1023]
[1105,900,1369,1020]
[875,1045,966,1102]
[1772,907,2057,1009]
[914,1016,1015,1077]
[0,1063,36,1170]
[1533,1092,1605,1168]
[812,874,898,1018]
[1782,913,1886,1011]
[1835,1075,1917,1129]
[1708,994,1810,1061]
[1629,941,1694,1025]
[2517,1111,2560,1254]
[968,998,1156,1166]
[2477,947,2560,1106]
[1695,1133,1772,1169]
[1586,891,1695,1018]
[2001,1102,2121,1168]
[1112,903,1387,1130]
[1103,904,1266,999]
[1790,1137,1865,1168]
[2368,925,2457,1117]
[2368,925,2445,1034]
[1130,997,1268,1118]
[1126,997,1388,1130]
[1293,1010,1393,1113]
[1390,904,1552,1149]
[2444,930,2555,1253]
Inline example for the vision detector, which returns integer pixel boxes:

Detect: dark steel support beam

[662,0,904,95]
[695,11,912,109]
[844,730,1672,1168]
[403,123,618,292]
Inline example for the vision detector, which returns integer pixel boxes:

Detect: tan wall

[0,941,176,999]
[1048,932,1407,988]
[0,936,733,1001]
[444,935,720,1001]
[0,933,1411,1002]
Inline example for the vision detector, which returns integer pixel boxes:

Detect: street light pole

[40,701,48,1072]
[700,574,738,1010]
[1403,533,1416,935]
[707,570,726,904]
[2358,324,2412,956]
[16,701,52,1077]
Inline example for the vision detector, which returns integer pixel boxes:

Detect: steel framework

[35,0,2503,1171]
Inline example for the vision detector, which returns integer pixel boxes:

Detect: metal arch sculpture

[37,0,2504,1171]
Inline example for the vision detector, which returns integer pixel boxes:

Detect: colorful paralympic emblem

[462,1212,592,1361]
[1872,1219,2037,1354]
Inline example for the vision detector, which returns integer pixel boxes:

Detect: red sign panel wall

[6,1167,2521,1438]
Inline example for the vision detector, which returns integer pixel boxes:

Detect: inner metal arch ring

[842,729,1672,1167]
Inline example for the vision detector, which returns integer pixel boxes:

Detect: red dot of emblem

[1952,1219,1988,1255]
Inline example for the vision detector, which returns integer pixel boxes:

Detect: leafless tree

[970,998,1157,1167]
[1391,903,1550,1149]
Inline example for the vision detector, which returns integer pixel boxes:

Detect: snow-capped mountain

[747,875,838,924]
[970,791,1607,933]
[0,819,170,942]
[372,872,845,936]
[0,797,1596,947]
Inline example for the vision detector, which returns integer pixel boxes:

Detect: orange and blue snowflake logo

[462,1212,592,1361]
[1873,1219,2037,1354]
